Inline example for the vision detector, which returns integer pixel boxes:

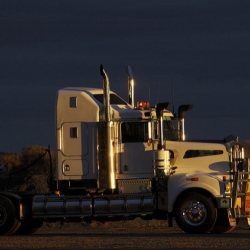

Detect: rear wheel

[174,192,217,234]
[0,195,21,235]
[210,209,238,233]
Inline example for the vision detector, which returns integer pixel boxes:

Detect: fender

[0,191,25,220]
[167,173,224,212]
[0,191,24,201]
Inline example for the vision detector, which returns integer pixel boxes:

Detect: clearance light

[137,101,150,108]
[247,217,250,225]
[191,177,198,181]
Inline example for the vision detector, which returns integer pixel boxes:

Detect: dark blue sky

[1,0,250,153]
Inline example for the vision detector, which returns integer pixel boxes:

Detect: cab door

[118,122,154,178]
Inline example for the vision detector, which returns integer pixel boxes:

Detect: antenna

[156,83,160,105]
[146,84,150,104]
[172,83,175,114]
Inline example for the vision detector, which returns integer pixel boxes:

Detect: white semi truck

[0,65,249,235]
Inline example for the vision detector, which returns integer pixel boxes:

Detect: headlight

[225,181,232,192]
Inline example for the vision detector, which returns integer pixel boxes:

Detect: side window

[184,150,223,159]
[121,122,148,143]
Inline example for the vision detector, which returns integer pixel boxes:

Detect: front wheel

[174,192,217,234]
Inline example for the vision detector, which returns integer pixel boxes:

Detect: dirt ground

[37,216,249,234]
[38,217,173,234]
[0,218,249,250]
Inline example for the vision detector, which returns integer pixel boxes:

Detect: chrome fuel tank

[32,195,92,218]
[93,195,153,215]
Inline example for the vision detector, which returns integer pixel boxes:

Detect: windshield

[121,120,178,143]
[163,120,179,140]
[93,94,127,105]
[153,120,178,141]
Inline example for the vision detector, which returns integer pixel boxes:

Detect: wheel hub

[183,201,207,226]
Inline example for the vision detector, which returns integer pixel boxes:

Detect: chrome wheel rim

[182,201,207,226]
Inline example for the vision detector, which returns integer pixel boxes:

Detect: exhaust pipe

[178,104,193,141]
[156,102,170,150]
[126,65,134,107]
[100,65,111,122]
[154,102,171,177]
[99,65,115,190]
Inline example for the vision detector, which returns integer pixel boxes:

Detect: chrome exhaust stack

[177,104,193,141]
[153,102,171,177]
[156,103,170,150]
[100,65,111,122]
[126,65,134,107]
[99,65,115,190]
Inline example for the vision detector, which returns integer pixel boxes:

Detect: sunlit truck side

[0,65,249,235]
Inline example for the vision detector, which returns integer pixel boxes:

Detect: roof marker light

[137,101,150,108]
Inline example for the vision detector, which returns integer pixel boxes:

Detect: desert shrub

[0,145,55,192]
[9,175,50,193]
[0,152,21,172]
[20,145,55,175]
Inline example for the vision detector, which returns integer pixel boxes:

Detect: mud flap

[228,218,237,226]
[227,208,237,227]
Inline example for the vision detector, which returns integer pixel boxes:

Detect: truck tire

[210,209,238,233]
[14,219,43,235]
[174,192,217,234]
[0,195,21,235]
